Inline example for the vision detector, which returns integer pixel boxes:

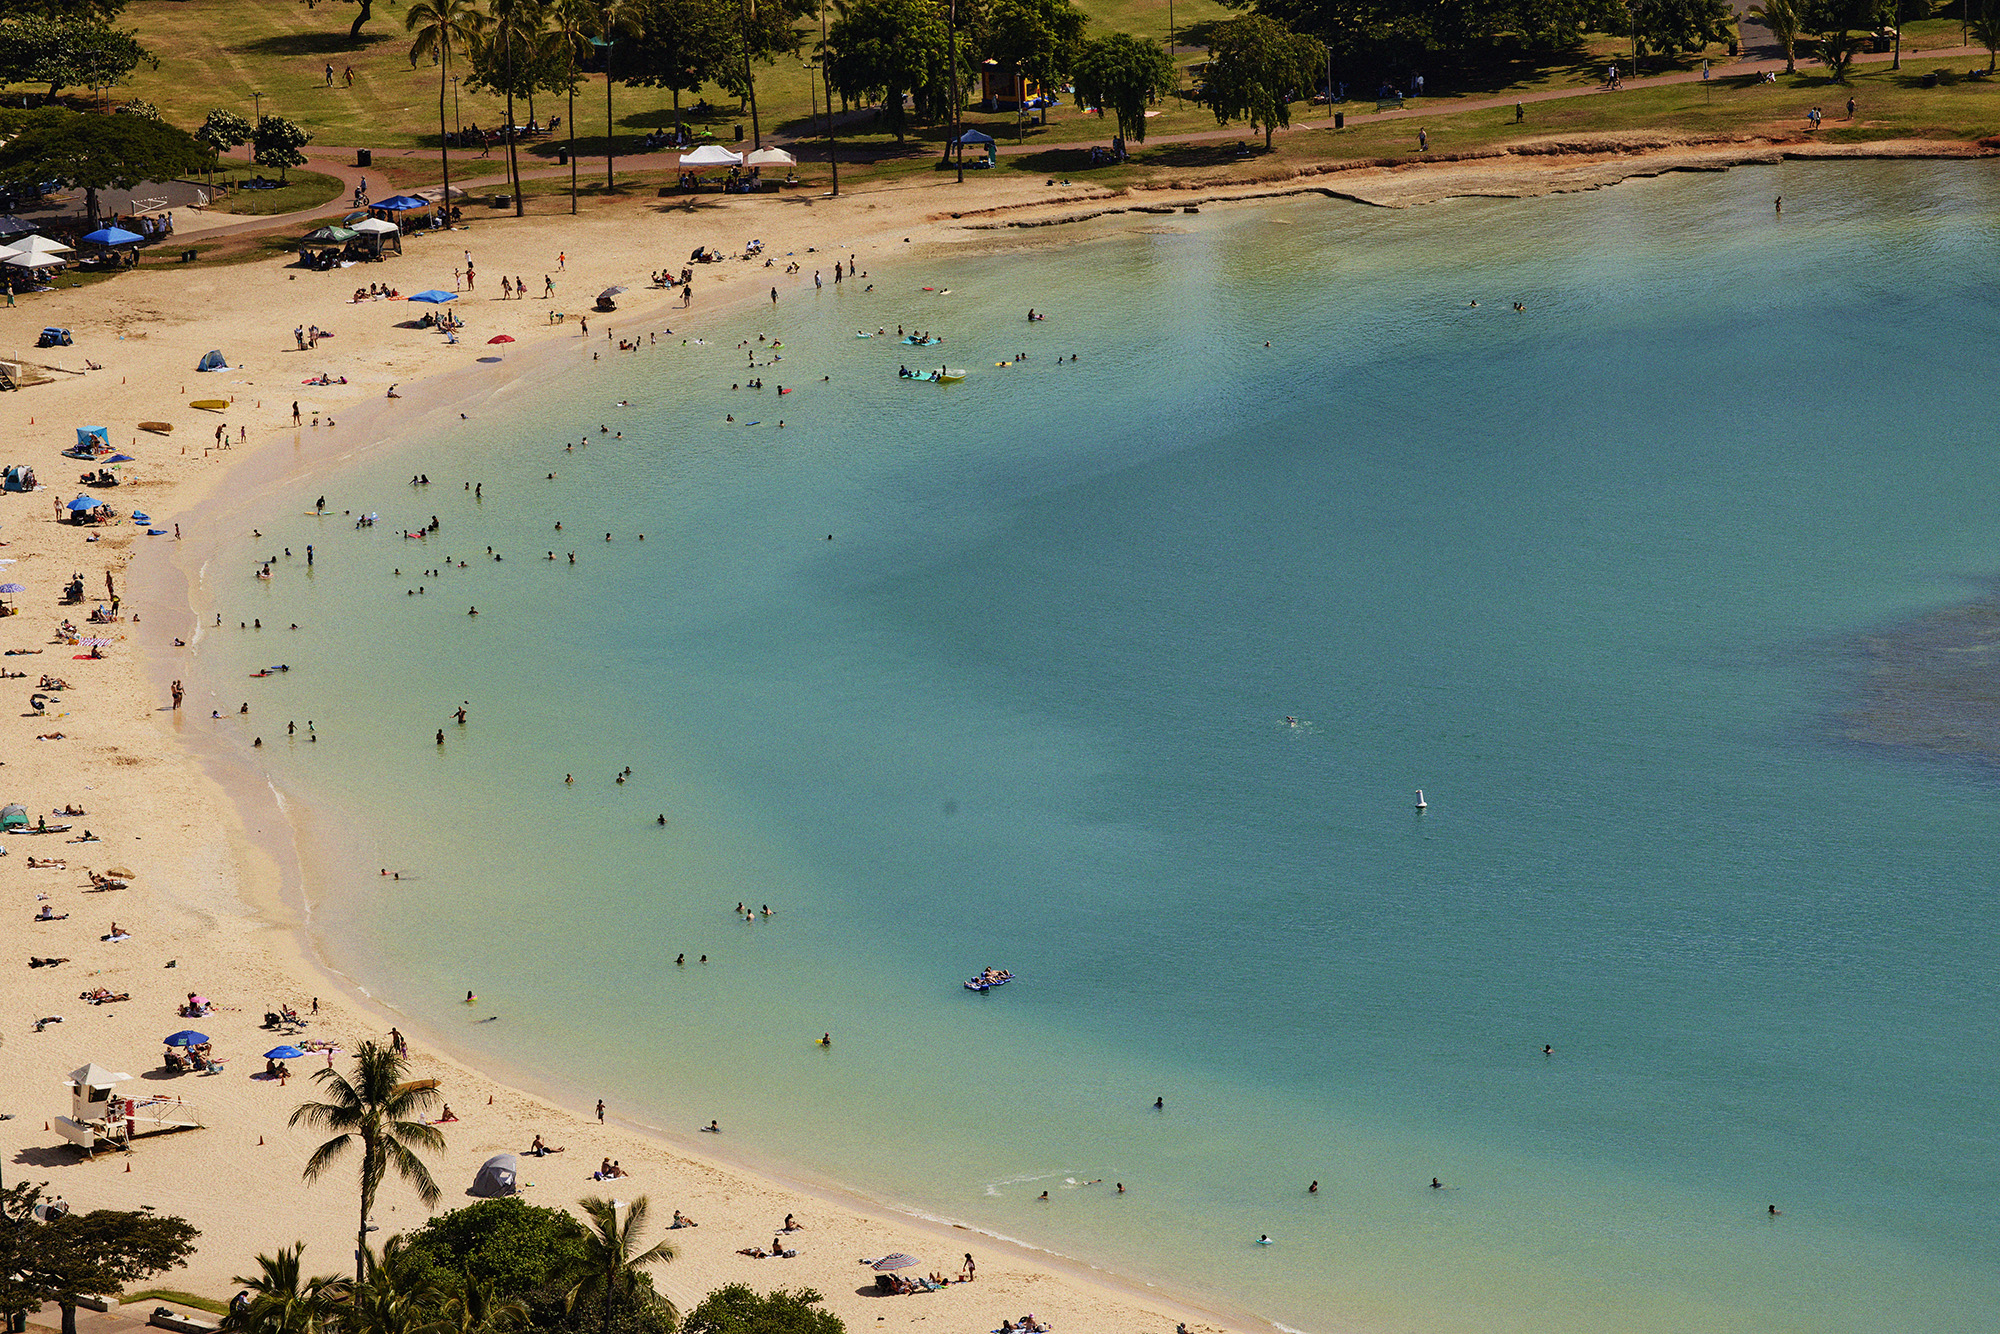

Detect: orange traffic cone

[258,1136,265,1146]
[125,1161,132,1172]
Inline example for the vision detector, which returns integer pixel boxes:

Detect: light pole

[251,91,263,170]
[949,0,962,183]
[452,75,461,135]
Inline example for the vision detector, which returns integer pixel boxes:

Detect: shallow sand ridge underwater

[189,160,2000,1334]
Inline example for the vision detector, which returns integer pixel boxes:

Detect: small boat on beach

[965,968,1013,992]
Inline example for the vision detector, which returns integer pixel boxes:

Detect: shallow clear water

[183,159,2000,1333]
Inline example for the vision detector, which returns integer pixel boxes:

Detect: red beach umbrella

[487,335,515,344]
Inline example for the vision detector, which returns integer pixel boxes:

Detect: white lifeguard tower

[55,1063,202,1155]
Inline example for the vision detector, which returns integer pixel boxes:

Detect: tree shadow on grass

[1134,141,1264,169]
[232,32,396,59]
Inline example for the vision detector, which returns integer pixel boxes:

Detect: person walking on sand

[292,401,301,425]
[596,1099,605,1122]
[1418,127,1428,152]
[545,274,555,297]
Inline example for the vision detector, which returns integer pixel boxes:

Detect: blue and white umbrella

[263,1045,306,1060]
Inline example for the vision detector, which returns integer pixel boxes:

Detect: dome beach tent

[195,350,227,371]
[468,1153,518,1197]
[0,803,26,830]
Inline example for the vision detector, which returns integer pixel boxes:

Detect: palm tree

[343,1239,443,1334]
[564,1197,676,1334]
[1747,0,1801,74]
[1974,0,2000,72]
[225,1245,348,1334]
[595,0,643,190]
[485,0,544,216]
[289,1041,447,1284]
[434,1267,528,1334]
[407,0,485,222]
[548,0,597,211]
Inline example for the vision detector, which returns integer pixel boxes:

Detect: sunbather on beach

[670,1209,697,1228]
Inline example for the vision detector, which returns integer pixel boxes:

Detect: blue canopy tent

[76,426,108,449]
[953,129,997,168]
[195,349,227,371]
[374,195,432,212]
[82,226,144,248]
[408,290,457,304]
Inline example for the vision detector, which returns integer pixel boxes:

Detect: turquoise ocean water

[178,160,2000,1333]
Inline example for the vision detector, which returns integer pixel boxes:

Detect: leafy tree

[253,113,313,181]
[1975,0,2000,72]
[341,1238,445,1334]
[6,1,130,25]
[0,16,156,105]
[1071,32,1174,142]
[343,0,382,42]
[982,0,1086,135]
[827,0,958,140]
[0,107,208,224]
[614,0,738,141]
[406,0,484,233]
[0,1183,199,1334]
[1204,14,1324,149]
[289,1039,447,1285]
[680,1286,843,1334]
[1747,0,1802,72]
[400,1198,595,1299]
[222,1244,348,1334]
[563,1197,676,1334]
[1621,0,1735,71]
[112,97,156,117]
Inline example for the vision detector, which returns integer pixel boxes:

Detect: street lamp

[251,91,263,170]
[821,0,838,197]
[452,75,461,135]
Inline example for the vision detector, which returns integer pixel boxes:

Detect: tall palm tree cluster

[259,1042,676,1334]
[404,0,644,215]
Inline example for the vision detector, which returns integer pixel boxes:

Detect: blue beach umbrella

[108,454,134,463]
[0,584,24,593]
[82,226,144,247]
[409,290,457,304]
[66,494,99,511]
[163,1030,208,1047]
[263,1045,306,1060]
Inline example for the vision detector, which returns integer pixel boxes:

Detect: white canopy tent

[6,252,61,270]
[679,145,744,170]
[15,234,73,255]
[744,147,796,167]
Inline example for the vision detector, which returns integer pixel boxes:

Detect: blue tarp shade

[409,290,457,304]
[67,494,99,510]
[955,129,996,144]
[82,227,144,247]
[76,426,108,448]
[195,350,226,371]
[108,453,134,463]
[0,216,31,237]
[374,195,432,212]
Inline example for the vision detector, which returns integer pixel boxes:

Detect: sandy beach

[0,170,1287,1334]
[2,138,1993,1333]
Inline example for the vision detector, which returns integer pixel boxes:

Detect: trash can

[735,124,744,141]
[1334,112,1344,129]
[557,148,568,165]
[356,148,372,167]
[491,194,508,208]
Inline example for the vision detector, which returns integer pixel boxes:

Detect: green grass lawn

[123,1291,229,1317]
[205,167,346,213]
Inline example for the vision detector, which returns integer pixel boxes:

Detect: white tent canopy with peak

[744,147,796,167]
[680,145,744,169]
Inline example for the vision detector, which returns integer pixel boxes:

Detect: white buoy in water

[1414,789,1427,811]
